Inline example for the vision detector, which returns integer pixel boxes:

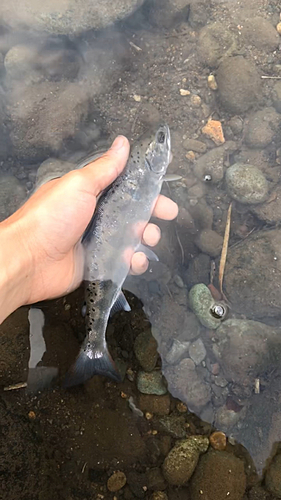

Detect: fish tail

[63,344,121,388]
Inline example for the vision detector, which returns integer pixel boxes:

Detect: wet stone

[107,471,127,492]
[137,371,167,396]
[209,431,227,451]
[216,56,261,114]
[188,199,214,230]
[134,330,158,372]
[244,108,280,149]
[138,394,171,415]
[183,138,207,154]
[265,454,281,497]
[162,436,209,486]
[185,254,211,289]
[157,414,186,439]
[240,17,280,51]
[249,486,271,500]
[165,339,190,365]
[197,22,237,67]
[189,284,222,330]
[189,338,206,365]
[147,468,167,491]
[127,471,147,499]
[225,163,268,205]
[150,493,168,500]
[190,449,246,500]
[195,229,223,258]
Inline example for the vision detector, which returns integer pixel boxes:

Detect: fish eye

[157,131,165,144]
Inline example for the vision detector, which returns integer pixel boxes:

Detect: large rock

[225,163,268,204]
[197,22,237,67]
[224,229,281,318]
[0,0,144,35]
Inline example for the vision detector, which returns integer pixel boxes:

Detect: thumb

[82,135,130,196]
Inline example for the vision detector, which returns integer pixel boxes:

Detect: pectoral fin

[138,244,159,262]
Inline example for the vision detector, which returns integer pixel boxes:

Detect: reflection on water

[1,0,281,498]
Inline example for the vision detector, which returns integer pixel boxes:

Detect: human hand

[0,135,178,322]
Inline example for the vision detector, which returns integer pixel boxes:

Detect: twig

[219,203,232,295]
[4,382,27,391]
[128,40,142,52]
[261,75,281,79]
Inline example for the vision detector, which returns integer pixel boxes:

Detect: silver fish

[64,124,171,387]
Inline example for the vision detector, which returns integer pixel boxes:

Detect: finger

[152,194,178,220]
[142,223,161,247]
[82,136,130,196]
[130,252,149,275]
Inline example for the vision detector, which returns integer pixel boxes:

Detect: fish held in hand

[64,124,172,388]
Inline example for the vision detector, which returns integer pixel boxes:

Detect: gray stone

[225,163,268,204]
[165,339,190,365]
[134,330,158,372]
[252,184,281,223]
[188,199,214,230]
[244,108,280,149]
[137,371,167,396]
[224,229,281,318]
[197,22,237,67]
[0,0,144,35]
[0,174,26,221]
[190,450,246,500]
[162,436,209,486]
[265,454,281,498]
[158,415,186,439]
[189,284,222,329]
[214,406,242,430]
[217,56,261,114]
[189,339,206,365]
[240,17,280,51]
[195,229,223,257]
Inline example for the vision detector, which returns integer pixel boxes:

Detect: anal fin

[110,291,131,317]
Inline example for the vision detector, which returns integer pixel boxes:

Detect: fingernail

[111,135,126,151]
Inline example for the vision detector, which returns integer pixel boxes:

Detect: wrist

[0,216,33,323]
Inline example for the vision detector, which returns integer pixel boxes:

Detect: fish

[64,124,171,387]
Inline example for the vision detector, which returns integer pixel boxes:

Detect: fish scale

[64,124,171,387]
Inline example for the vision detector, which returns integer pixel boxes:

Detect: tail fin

[63,346,121,388]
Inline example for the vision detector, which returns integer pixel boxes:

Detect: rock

[240,17,280,51]
[209,431,226,451]
[8,81,90,160]
[137,371,167,396]
[252,184,281,223]
[157,414,186,439]
[162,436,209,486]
[164,358,211,413]
[265,454,281,497]
[0,0,144,34]
[38,44,82,81]
[224,229,281,318]
[225,163,268,204]
[126,471,148,498]
[213,319,281,387]
[244,108,280,148]
[150,493,168,500]
[216,57,261,114]
[36,158,75,187]
[189,338,206,365]
[183,138,207,154]
[188,182,206,200]
[134,330,158,372]
[193,142,236,184]
[249,486,271,500]
[165,339,190,365]
[4,44,39,82]
[214,406,241,429]
[147,468,167,491]
[190,450,246,500]
[0,308,30,386]
[188,199,214,230]
[185,254,211,289]
[197,22,237,67]
[0,174,26,222]
[228,116,243,135]
[195,229,223,257]
[272,82,281,113]
[202,120,225,146]
[189,284,223,329]
[138,394,171,415]
[107,471,127,492]
[188,0,209,29]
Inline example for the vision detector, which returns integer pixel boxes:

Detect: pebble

[134,330,158,372]
[162,436,209,486]
[165,339,190,365]
[107,471,127,492]
[176,402,187,413]
[265,454,281,497]
[190,94,201,106]
[185,150,196,162]
[183,138,207,154]
[173,274,184,288]
[244,108,280,148]
[189,339,206,365]
[228,116,243,135]
[272,82,281,113]
[190,450,246,500]
[209,431,227,451]
[207,74,218,90]
[150,493,168,500]
[202,120,225,145]
[195,229,223,257]
[179,89,190,96]
[225,163,268,204]
[189,284,222,329]
[214,406,241,429]
[158,415,186,439]
[216,56,261,114]
[138,394,170,416]
[277,22,281,35]
[137,371,167,396]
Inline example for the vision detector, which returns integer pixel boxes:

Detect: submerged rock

[225,163,268,204]
[190,450,246,500]
[197,22,237,67]
[137,371,167,396]
[195,229,223,258]
[134,330,158,372]
[162,436,209,485]
[189,284,223,329]
[244,108,280,149]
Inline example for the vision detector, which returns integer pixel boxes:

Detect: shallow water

[1,0,281,498]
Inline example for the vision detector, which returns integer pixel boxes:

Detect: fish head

[133,124,171,179]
